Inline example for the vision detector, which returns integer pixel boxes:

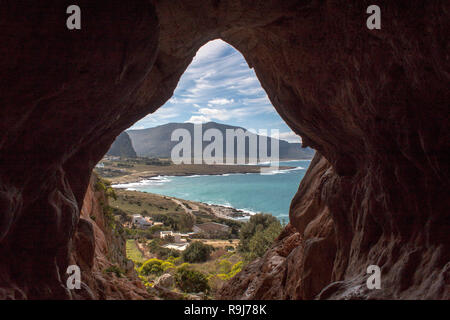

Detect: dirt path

[135,240,153,260]
[170,198,196,220]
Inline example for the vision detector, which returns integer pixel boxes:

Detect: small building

[160,230,174,239]
[160,231,189,243]
[132,214,152,228]
[95,162,105,168]
[192,222,231,238]
[162,243,188,251]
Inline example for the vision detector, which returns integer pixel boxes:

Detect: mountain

[126,122,315,160]
[106,132,137,158]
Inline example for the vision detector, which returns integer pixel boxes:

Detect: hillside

[71,174,153,299]
[126,122,315,160]
[107,131,137,158]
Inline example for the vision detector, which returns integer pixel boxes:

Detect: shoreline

[107,161,310,185]
[112,188,254,221]
[104,160,312,221]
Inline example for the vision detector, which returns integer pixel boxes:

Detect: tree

[182,241,213,263]
[174,266,210,294]
[238,213,282,261]
[239,213,280,252]
[139,258,164,276]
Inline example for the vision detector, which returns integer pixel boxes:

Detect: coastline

[102,160,313,221]
[110,188,253,221]
[104,163,302,185]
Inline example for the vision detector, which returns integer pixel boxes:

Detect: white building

[160,230,174,238]
[160,231,189,243]
[162,243,188,251]
[132,214,152,228]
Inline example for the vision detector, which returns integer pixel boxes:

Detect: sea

[112,160,311,221]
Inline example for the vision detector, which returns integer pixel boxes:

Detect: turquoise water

[113,160,311,221]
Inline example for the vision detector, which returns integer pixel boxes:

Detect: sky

[130,39,301,143]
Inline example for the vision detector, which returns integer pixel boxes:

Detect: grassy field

[191,250,242,274]
[198,239,240,249]
[109,189,242,233]
[110,189,184,216]
[126,239,146,264]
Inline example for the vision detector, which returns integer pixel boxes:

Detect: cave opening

[100,39,314,221]
[87,39,316,298]
[97,38,314,260]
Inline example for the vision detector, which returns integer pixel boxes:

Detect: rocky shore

[101,164,295,185]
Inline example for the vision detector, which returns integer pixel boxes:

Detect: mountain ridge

[106,131,137,158]
[125,121,315,160]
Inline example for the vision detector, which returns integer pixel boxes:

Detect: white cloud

[208,98,234,105]
[196,108,230,121]
[192,39,230,61]
[131,39,290,132]
[277,131,302,143]
[242,95,270,105]
[186,115,211,123]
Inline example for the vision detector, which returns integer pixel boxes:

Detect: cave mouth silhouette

[0,1,447,300]
[105,38,311,227]
[123,38,307,166]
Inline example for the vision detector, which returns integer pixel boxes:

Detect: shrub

[218,259,232,274]
[182,241,213,263]
[174,266,210,294]
[139,258,164,276]
[246,222,282,261]
[216,261,243,280]
[94,178,116,200]
[178,262,191,269]
[230,261,243,277]
[161,261,176,272]
[238,213,282,261]
[104,265,124,278]
[167,256,182,266]
[147,239,181,260]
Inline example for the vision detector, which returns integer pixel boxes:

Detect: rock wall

[70,174,152,300]
[0,0,448,299]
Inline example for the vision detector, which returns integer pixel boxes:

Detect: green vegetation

[144,158,171,166]
[92,174,283,298]
[152,212,194,232]
[109,189,242,235]
[132,249,244,297]
[110,190,181,217]
[147,239,181,259]
[126,239,146,265]
[182,241,214,263]
[104,265,124,278]
[95,178,117,200]
[191,210,242,238]
[117,163,134,168]
[238,213,283,261]
[216,260,243,280]
[139,258,165,276]
[175,265,210,294]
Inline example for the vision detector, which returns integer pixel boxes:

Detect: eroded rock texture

[0,0,448,299]
[70,174,153,300]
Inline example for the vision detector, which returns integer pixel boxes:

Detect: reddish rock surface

[219,224,304,300]
[0,1,448,299]
[70,174,153,300]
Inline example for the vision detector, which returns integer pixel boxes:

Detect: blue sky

[130,39,301,143]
